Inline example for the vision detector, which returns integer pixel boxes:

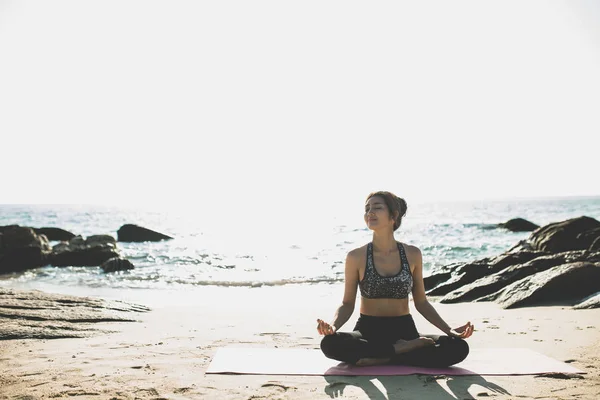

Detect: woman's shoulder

[398,242,422,258]
[347,243,369,260]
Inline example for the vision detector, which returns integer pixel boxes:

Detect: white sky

[1,0,599,216]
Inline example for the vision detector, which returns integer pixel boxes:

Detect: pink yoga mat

[205,347,584,376]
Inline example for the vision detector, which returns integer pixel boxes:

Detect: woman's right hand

[317,319,336,335]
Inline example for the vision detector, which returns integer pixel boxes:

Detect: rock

[49,246,119,267]
[499,218,540,232]
[0,227,52,274]
[527,216,600,253]
[101,257,134,273]
[52,241,70,253]
[441,250,594,303]
[591,237,600,252]
[0,226,51,252]
[506,239,534,254]
[0,288,149,340]
[0,246,49,274]
[85,235,117,247]
[578,227,600,251]
[117,224,173,242]
[573,291,600,309]
[48,235,120,267]
[482,262,600,309]
[69,235,86,249]
[423,271,453,291]
[427,251,541,296]
[32,227,75,241]
[0,225,20,233]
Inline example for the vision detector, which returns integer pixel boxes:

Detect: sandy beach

[0,284,598,399]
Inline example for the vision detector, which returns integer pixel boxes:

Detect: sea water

[1,196,599,299]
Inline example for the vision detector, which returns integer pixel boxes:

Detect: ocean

[1,196,599,299]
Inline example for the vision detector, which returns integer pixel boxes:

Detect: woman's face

[364,196,394,231]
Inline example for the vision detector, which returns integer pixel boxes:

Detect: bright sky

[1,1,599,217]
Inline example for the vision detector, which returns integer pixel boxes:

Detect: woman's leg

[392,334,469,367]
[320,330,394,365]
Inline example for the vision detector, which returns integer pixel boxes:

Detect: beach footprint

[257,332,290,343]
[257,381,297,398]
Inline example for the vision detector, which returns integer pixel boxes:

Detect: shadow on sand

[324,374,510,399]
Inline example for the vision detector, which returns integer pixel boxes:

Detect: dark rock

[578,227,600,251]
[0,246,49,274]
[0,226,51,252]
[506,239,534,254]
[0,224,20,233]
[427,272,469,296]
[32,227,75,241]
[0,288,149,340]
[117,224,173,242]
[498,218,540,232]
[527,216,600,253]
[85,235,117,247]
[441,250,594,303]
[423,271,453,291]
[48,234,119,267]
[72,235,85,246]
[573,291,600,309]
[481,262,600,309]
[0,227,52,274]
[461,251,542,275]
[427,251,541,296]
[591,237,600,252]
[49,246,119,267]
[425,260,489,295]
[101,257,134,273]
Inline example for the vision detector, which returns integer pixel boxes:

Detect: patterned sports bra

[359,242,413,299]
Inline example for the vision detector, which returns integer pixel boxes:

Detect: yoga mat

[205,347,584,376]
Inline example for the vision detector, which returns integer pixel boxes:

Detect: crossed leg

[321,332,469,367]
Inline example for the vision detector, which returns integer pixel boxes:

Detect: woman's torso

[357,241,416,317]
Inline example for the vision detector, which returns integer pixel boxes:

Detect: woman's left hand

[448,322,474,339]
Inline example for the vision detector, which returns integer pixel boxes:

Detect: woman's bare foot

[393,337,435,354]
[355,357,391,367]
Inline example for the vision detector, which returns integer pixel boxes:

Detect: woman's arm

[317,250,360,335]
[410,246,474,338]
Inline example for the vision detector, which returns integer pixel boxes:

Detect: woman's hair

[366,191,408,231]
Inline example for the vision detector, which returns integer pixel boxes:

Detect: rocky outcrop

[33,227,75,241]
[498,218,539,232]
[426,251,542,295]
[479,262,600,309]
[591,237,600,252]
[526,216,600,253]
[0,288,149,340]
[49,235,119,267]
[573,292,600,309]
[117,224,173,242]
[426,216,600,309]
[0,224,141,274]
[0,225,19,233]
[0,226,52,274]
[440,250,597,303]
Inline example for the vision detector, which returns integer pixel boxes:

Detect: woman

[317,191,474,367]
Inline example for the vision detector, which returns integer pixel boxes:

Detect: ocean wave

[431,223,498,230]
[164,276,342,288]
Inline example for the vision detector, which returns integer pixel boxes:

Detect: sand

[1,284,599,400]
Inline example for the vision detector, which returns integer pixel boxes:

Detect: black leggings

[320,314,469,367]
